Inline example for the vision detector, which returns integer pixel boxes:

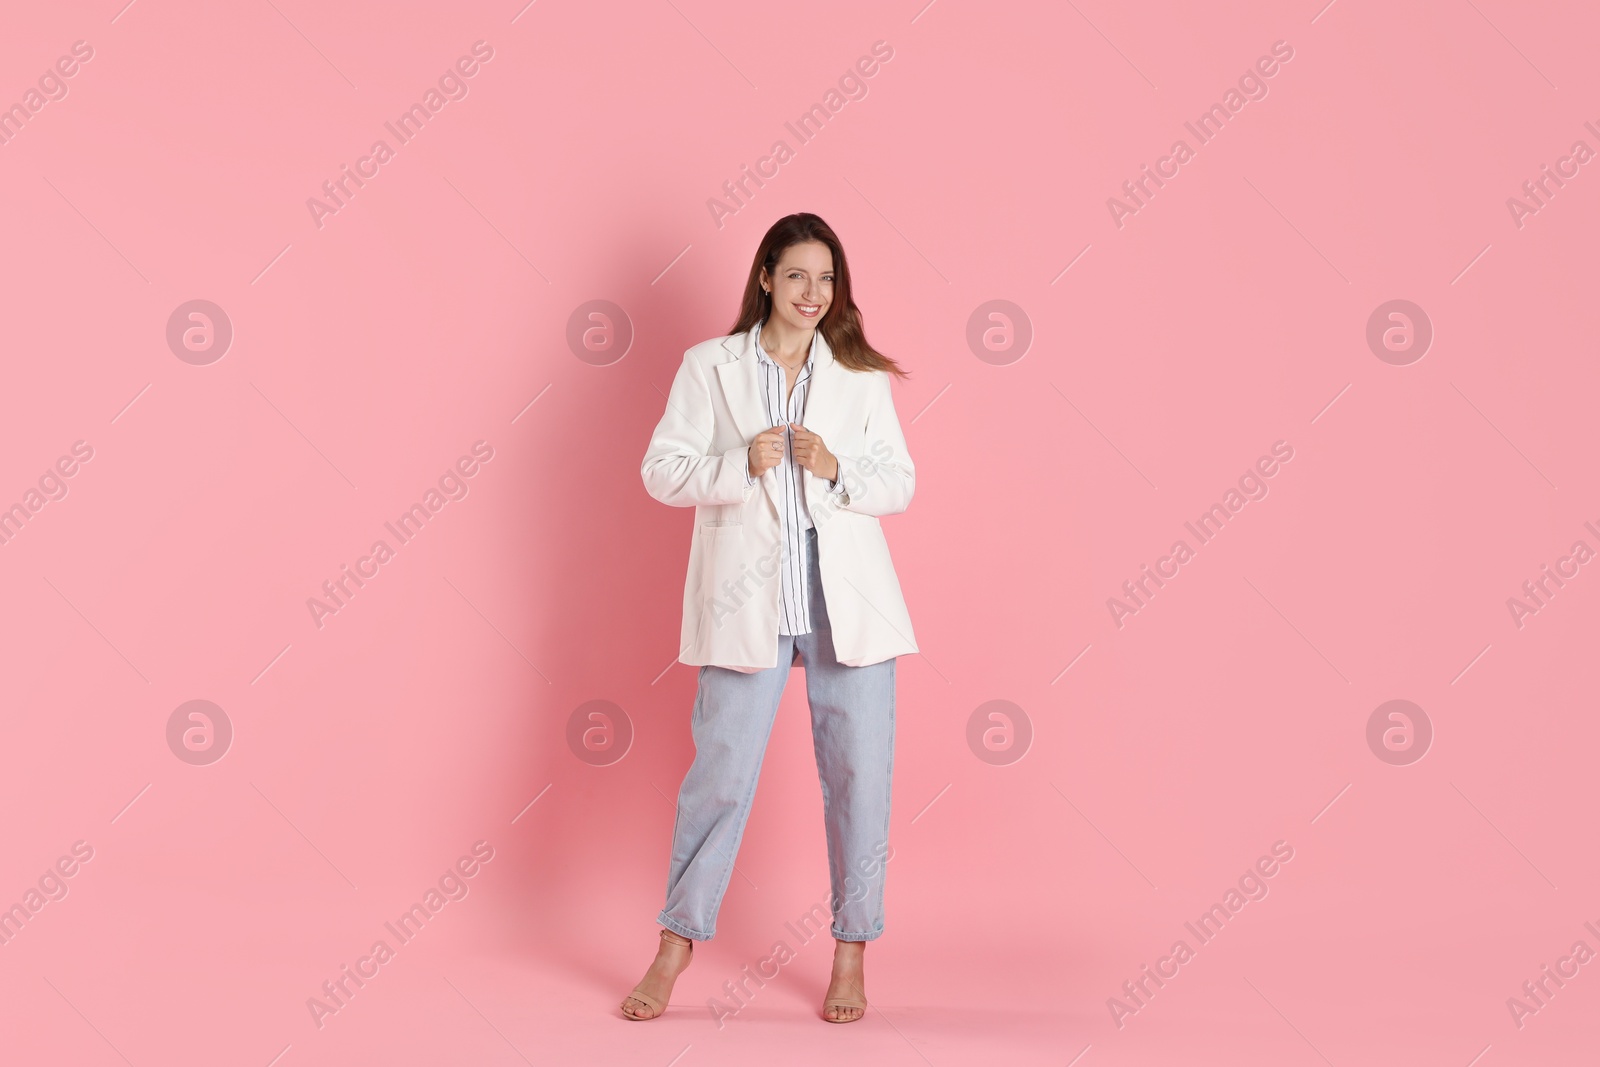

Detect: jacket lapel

[715,326,778,518]
[715,326,767,443]
[798,328,840,448]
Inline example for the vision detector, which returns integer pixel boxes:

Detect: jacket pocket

[697,522,747,635]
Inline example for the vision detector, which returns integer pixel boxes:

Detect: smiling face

[761,240,835,331]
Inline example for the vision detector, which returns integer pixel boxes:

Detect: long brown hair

[728,213,910,380]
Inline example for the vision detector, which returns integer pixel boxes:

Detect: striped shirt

[741,320,846,635]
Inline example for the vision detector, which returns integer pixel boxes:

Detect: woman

[625,213,918,1024]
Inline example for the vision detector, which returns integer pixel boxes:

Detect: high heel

[621,929,695,1020]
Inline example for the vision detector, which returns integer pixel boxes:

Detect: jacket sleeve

[832,370,915,517]
[641,349,758,508]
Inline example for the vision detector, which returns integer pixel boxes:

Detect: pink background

[2,1,1597,1063]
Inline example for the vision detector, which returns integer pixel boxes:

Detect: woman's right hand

[747,425,787,478]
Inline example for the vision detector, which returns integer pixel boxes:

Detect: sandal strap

[659,929,695,948]
[624,988,664,1014]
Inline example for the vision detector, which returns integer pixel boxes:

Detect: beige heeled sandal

[621,928,694,1021]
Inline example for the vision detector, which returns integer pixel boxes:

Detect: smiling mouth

[795,304,822,317]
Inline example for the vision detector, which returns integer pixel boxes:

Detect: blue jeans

[658,526,897,942]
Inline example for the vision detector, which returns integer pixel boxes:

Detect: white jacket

[641,326,918,671]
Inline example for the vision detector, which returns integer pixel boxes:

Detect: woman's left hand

[789,424,839,482]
